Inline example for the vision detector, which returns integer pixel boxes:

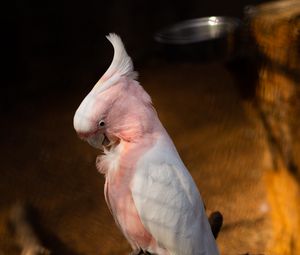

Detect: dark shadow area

[1,0,265,108]
[226,54,260,100]
[10,203,83,255]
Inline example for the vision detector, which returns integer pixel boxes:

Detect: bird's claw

[129,250,152,255]
[129,250,143,255]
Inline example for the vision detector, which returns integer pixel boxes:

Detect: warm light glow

[208,16,219,25]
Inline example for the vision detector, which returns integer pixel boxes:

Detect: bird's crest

[94,33,138,94]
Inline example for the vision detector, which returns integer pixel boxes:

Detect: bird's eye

[99,120,105,127]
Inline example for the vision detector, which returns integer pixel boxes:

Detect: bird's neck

[98,128,163,177]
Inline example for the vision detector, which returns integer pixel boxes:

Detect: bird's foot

[129,249,143,255]
[129,250,152,255]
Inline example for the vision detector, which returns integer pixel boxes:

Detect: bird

[73,33,220,255]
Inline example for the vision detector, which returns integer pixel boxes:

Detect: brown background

[1,1,276,254]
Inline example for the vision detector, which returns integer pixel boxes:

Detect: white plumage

[95,33,138,93]
[74,33,220,255]
[132,133,219,255]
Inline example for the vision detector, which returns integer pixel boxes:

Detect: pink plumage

[73,33,219,255]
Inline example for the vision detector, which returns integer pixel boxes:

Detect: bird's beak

[86,132,110,149]
[87,133,105,149]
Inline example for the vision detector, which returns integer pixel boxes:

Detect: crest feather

[95,33,137,93]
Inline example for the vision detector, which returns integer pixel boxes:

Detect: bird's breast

[103,139,156,250]
[105,164,154,250]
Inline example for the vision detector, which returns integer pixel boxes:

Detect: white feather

[131,134,219,255]
[95,33,138,94]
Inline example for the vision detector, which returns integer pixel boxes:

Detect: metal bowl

[154,16,242,61]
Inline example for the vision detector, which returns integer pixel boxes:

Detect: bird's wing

[131,161,218,255]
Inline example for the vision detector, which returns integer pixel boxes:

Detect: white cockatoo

[73,33,219,255]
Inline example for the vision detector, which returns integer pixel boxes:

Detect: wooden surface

[1,60,295,254]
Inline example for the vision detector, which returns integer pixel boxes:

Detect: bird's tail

[208,211,223,239]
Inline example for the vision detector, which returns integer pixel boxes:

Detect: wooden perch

[10,202,51,255]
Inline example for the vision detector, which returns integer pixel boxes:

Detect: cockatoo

[73,33,219,255]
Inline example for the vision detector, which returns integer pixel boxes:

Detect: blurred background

[1,0,300,254]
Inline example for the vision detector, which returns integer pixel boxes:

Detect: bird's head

[73,84,116,149]
[73,34,155,149]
